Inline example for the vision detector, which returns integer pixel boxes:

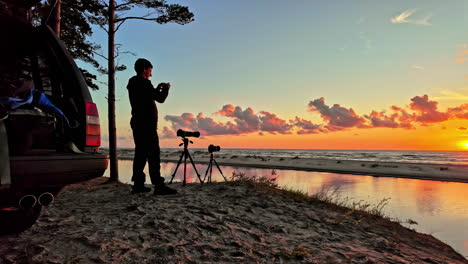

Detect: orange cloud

[447,104,468,119]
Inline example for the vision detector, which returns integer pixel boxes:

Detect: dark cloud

[409,95,449,123]
[364,110,413,129]
[365,110,400,128]
[196,113,240,135]
[292,117,322,134]
[164,112,239,136]
[216,105,261,133]
[164,113,198,131]
[259,111,292,134]
[308,97,367,128]
[361,95,462,129]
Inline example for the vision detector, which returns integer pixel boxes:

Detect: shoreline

[1,177,466,263]
[116,152,468,183]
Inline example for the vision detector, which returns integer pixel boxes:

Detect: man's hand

[157,82,171,90]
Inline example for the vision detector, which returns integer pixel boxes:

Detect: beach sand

[1,177,467,263]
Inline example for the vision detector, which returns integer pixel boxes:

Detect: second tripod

[203,151,227,183]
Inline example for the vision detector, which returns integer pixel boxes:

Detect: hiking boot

[131,185,152,194]
[154,184,177,195]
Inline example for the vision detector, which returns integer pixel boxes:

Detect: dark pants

[131,122,164,186]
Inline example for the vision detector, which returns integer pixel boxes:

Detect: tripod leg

[213,159,227,182]
[187,152,203,183]
[183,150,187,186]
[170,151,185,184]
[203,160,212,182]
[209,158,213,183]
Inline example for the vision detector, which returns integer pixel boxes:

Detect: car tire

[0,205,42,236]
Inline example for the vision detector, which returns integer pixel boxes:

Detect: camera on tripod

[208,144,221,153]
[204,144,226,183]
[170,129,203,186]
[177,129,200,138]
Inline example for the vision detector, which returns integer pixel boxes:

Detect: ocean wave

[103,148,468,165]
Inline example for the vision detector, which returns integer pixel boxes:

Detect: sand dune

[1,177,466,263]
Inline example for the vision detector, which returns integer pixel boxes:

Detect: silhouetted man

[127,58,177,195]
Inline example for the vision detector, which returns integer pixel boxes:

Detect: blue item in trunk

[0,89,70,126]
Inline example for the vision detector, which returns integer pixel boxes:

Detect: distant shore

[114,151,468,183]
[1,177,466,263]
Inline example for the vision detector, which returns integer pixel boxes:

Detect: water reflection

[319,173,358,191]
[105,160,468,257]
[415,181,441,216]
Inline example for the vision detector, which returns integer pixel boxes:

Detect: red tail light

[85,102,99,116]
[85,102,101,147]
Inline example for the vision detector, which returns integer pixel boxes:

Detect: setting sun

[459,141,468,149]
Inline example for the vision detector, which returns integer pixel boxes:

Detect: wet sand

[1,177,466,263]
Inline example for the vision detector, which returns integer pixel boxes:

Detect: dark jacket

[127,76,169,127]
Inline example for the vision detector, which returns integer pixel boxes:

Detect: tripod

[169,137,203,186]
[203,152,227,183]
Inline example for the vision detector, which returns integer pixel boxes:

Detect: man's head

[134,58,153,79]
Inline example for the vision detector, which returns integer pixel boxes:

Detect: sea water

[159,148,468,165]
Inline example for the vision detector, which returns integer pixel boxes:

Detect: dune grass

[229,170,417,226]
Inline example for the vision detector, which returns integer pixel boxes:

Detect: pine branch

[92,50,108,61]
[115,16,158,23]
[115,0,139,9]
[114,11,157,31]
[85,13,109,33]
[115,20,125,32]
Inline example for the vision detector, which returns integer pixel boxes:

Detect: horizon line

[100,147,467,152]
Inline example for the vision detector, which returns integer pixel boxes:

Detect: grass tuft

[230,171,393,224]
[230,171,278,189]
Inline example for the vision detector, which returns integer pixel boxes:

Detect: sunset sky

[85,0,468,151]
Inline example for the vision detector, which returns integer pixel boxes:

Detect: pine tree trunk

[54,0,60,37]
[108,0,119,181]
[47,0,61,37]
